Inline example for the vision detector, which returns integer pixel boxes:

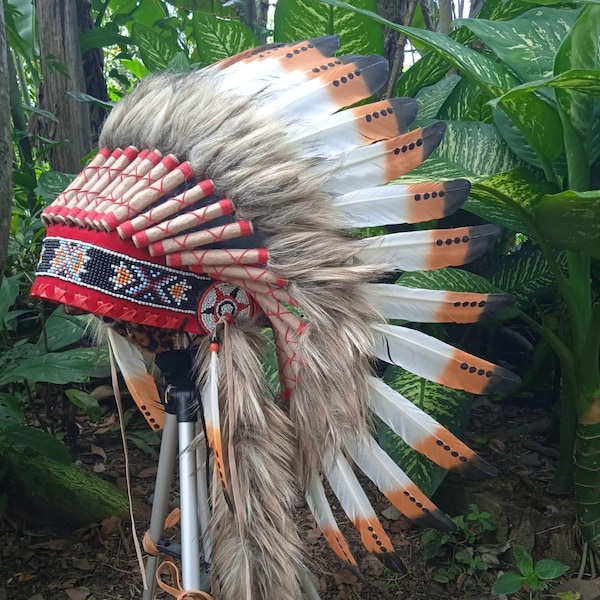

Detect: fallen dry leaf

[333,568,359,585]
[90,445,107,461]
[137,466,158,478]
[72,558,94,571]
[28,539,67,551]
[100,515,122,538]
[27,594,45,600]
[65,586,91,600]
[17,572,36,583]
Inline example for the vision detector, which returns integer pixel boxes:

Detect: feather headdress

[32,36,519,600]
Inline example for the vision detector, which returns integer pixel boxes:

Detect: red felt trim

[31,276,208,335]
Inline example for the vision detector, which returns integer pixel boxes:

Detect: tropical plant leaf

[80,24,131,55]
[535,190,600,258]
[402,121,520,183]
[0,393,25,428]
[398,267,496,294]
[0,275,21,326]
[5,425,71,464]
[275,0,383,55]
[487,243,565,308]
[65,390,102,422]
[466,168,559,235]
[414,75,461,120]
[0,347,97,386]
[37,171,75,204]
[318,0,564,165]
[131,21,180,71]
[379,366,473,497]
[456,8,580,85]
[438,76,492,123]
[192,13,259,65]
[38,308,88,352]
[68,91,115,110]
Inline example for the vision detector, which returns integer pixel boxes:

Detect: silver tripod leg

[195,429,212,563]
[142,413,178,600]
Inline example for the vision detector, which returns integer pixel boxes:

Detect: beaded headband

[32,147,262,334]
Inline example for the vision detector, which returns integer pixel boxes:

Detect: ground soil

[0,385,595,600]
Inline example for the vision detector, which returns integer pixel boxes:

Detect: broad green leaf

[456,9,579,85]
[275,0,384,56]
[438,76,492,123]
[68,91,115,110]
[554,5,600,181]
[4,0,38,62]
[493,70,600,106]
[380,366,473,496]
[414,75,461,120]
[129,0,168,28]
[395,0,535,98]
[0,348,96,386]
[80,25,131,55]
[120,58,150,80]
[513,543,534,576]
[487,243,565,308]
[0,393,24,427]
[38,309,88,352]
[37,171,74,205]
[492,572,524,595]
[131,22,180,71]
[535,559,570,579]
[6,426,71,464]
[535,190,600,258]
[192,13,259,65]
[65,390,102,422]
[466,168,559,235]
[318,0,564,164]
[0,275,20,326]
[402,121,520,183]
[399,267,495,294]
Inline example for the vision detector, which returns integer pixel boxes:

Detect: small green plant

[492,544,569,599]
[421,504,498,585]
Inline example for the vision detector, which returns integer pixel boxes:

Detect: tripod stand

[139,350,321,600]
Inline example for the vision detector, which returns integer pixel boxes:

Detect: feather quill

[367,377,497,477]
[371,322,521,394]
[356,224,501,271]
[345,434,455,528]
[367,283,515,323]
[323,452,405,572]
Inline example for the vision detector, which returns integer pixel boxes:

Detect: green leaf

[535,190,600,258]
[414,75,461,120]
[456,9,580,86]
[192,13,259,65]
[513,543,534,576]
[0,275,21,326]
[467,168,559,235]
[80,25,131,55]
[379,366,473,496]
[493,70,600,107]
[37,171,75,205]
[492,572,524,595]
[535,559,570,580]
[6,426,71,464]
[275,0,383,55]
[131,21,180,71]
[68,91,115,110]
[0,348,96,386]
[38,309,88,352]
[487,243,565,308]
[403,121,521,183]
[438,76,493,123]
[0,393,25,428]
[65,390,102,423]
[399,267,495,294]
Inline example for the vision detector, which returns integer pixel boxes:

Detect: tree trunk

[35,0,93,173]
[4,453,149,527]
[0,4,11,280]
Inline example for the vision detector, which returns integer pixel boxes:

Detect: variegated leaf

[414,75,461,120]
[379,366,473,497]
[438,76,493,123]
[398,267,496,294]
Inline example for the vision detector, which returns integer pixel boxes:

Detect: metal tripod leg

[142,412,178,600]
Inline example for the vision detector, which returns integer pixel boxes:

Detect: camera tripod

[138,350,321,600]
